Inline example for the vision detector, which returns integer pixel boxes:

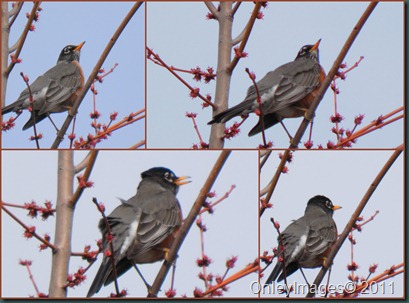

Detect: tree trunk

[208,2,233,149]
[48,151,75,297]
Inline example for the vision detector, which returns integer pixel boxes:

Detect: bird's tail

[87,261,111,298]
[208,100,254,125]
[248,113,281,136]
[265,262,283,285]
[87,258,132,297]
[1,100,23,115]
[22,112,48,130]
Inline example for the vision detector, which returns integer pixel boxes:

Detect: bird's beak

[332,205,342,211]
[310,39,321,51]
[174,176,191,186]
[74,41,86,51]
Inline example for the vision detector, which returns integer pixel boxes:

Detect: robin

[2,42,85,130]
[208,39,325,137]
[265,195,341,284]
[87,167,190,297]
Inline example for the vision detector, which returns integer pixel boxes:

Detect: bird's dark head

[57,41,85,63]
[141,167,191,193]
[295,39,321,62]
[306,195,341,216]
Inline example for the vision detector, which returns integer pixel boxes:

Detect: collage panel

[147,2,403,149]
[0,1,406,301]
[1,150,258,298]
[259,149,404,298]
[1,2,145,149]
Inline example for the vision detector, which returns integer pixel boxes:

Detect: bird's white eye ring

[164,172,174,182]
[325,200,332,209]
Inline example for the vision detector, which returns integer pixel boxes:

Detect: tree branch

[70,150,98,207]
[8,1,24,29]
[5,2,40,77]
[204,2,219,19]
[228,2,261,73]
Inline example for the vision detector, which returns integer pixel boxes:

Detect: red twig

[1,204,57,250]
[73,109,145,149]
[20,260,45,297]
[19,72,41,148]
[186,112,209,149]
[199,185,236,215]
[147,48,216,109]
[91,197,120,296]
[245,68,267,147]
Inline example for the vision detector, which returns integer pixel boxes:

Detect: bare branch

[228,2,262,73]
[129,139,145,149]
[204,2,219,18]
[8,1,24,29]
[74,151,94,173]
[5,2,40,77]
[1,204,57,250]
[232,1,242,16]
[70,150,99,207]
[147,48,216,108]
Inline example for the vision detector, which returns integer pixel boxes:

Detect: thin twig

[245,68,267,147]
[228,2,262,73]
[92,197,120,296]
[204,2,219,19]
[6,2,40,76]
[232,1,242,16]
[8,1,24,30]
[69,150,98,206]
[129,139,146,149]
[1,204,57,250]
[147,48,216,108]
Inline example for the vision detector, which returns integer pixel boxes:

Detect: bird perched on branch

[87,167,190,297]
[208,39,325,137]
[2,42,85,130]
[265,195,341,284]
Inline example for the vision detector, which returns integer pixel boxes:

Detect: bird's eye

[164,172,174,182]
[63,47,71,54]
[325,200,333,209]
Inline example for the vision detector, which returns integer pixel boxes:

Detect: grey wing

[279,217,309,263]
[127,189,182,259]
[305,218,337,256]
[243,60,322,114]
[98,203,138,258]
[39,62,83,114]
[275,62,321,107]
[242,70,282,103]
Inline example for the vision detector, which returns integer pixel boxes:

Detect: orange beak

[332,205,342,211]
[310,39,321,51]
[74,41,86,51]
[174,176,191,186]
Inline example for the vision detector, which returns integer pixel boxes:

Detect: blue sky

[2,2,145,148]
